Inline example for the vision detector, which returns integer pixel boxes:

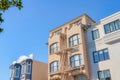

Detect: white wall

[86,11,120,80]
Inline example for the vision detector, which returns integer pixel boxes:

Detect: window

[70,54,82,67]
[104,19,120,34]
[69,34,80,47]
[98,69,111,80]
[14,67,20,77]
[50,61,59,73]
[93,52,99,63]
[50,43,59,54]
[75,76,87,80]
[22,63,26,74]
[99,51,104,61]
[26,62,31,74]
[93,48,109,63]
[92,29,100,40]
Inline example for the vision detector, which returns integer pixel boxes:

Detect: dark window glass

[93,48,109,63]
[109,22,116,32]
[93,52,99,63]
[22,64,26,74]
[99,51,104,61]
[14,68,20,77]
[70,54,82,67]
[50,43,59,54]
[103,49,109,60]
[69,34,80,47]
[92,29,100,40]
[98,69,111,80]
[50,61,59,73]
[104,24,110,34]
[104,19,120,34]
[114,20,120,30]
[26,63,31,73]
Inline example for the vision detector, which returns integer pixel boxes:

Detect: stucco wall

[87,11,120,80]
[32,60,48,80]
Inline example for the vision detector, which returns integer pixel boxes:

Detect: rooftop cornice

[50,14,95,33]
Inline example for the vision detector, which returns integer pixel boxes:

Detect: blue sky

[0,0,120,79]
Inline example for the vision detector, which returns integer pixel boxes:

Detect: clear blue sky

[0,0,120,79]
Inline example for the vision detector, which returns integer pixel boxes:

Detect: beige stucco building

[47,14,95,80]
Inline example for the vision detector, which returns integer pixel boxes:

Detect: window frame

[50,42,59,54]
[70,54,82,67]
[14,66,20,78]
[26,62,31,74]
[104,19,120,34]
[50,61,59,73]
[69,34,80,47]
[92,29,100,40]
[93,48,110,63]
[98,69,111,80]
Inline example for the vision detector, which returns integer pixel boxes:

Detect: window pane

[69,34,80,47]
[74,40,78,45]
[104,24,110,34]
[93,52,99,62]
[22,64,26,73]
[70,37,73,41]
[70,54,82,67]
[99,51,104,61]
[115,20,120,30]
[78,35,80,38]
[26,64,31,73]
[75,60,80,66]
[14,68,20,77]
[98,71,104,79]
[96,30,100,38]
[79,55,82,64]
[74,55,79,60]
[92,30,100,40]
[50,43,58,53]
[103,49,109,60]
[50,61,59,72]
[104,70,111,78]
[109,22,115,32]
[71,61,74,67]
[54,66,57,71]
[73,35,77,40]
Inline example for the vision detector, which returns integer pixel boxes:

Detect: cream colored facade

[87,11,120,80]
[48,14,95,80]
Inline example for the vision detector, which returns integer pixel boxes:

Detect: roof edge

[50,13,95,32]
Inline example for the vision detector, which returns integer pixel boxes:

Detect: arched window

[70,54,82,67]
[50,61,59,73]
[50,42,59,54]
[69,34,80,47]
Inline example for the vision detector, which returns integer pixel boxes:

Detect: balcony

[103,30,120,44]
[49,70,61,76]
[66,65,85,76]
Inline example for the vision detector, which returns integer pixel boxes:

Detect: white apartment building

[87,11,120,80]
